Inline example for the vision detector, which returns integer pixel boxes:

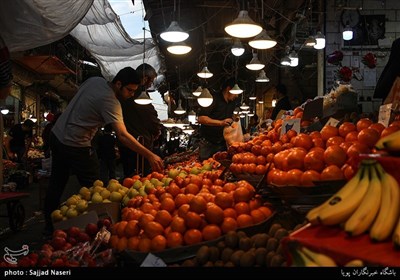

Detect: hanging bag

[223,120,244,147]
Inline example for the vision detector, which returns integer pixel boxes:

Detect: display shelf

[283,223,400,267]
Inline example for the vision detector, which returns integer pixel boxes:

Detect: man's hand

[7,152,14,160]
[220,118,233,126]
[148,153,164,172]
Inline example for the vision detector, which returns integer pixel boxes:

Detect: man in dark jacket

[271,84,292,120]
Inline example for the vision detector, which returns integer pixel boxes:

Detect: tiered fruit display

[228,115,400,187]
[306,160,400,248]
[109,176,274,253]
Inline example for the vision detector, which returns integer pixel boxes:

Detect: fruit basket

[120,212,276,265]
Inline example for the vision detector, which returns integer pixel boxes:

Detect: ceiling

[142,0,322,107]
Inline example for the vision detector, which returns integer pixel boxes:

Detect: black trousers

[119,145,150,178]
[199,139,227,161]
[99,158,116,184]
[43,133,99,229]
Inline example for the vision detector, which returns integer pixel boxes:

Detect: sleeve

[101,96,124,125]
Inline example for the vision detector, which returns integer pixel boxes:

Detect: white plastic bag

[223,121,244,146]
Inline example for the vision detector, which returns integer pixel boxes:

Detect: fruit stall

[2,106,400,268]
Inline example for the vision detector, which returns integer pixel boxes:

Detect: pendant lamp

[246,53,265,71]
[225,10,262,38]
[197,88,213,107]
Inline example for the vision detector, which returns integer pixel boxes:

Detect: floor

[0,163,124,254]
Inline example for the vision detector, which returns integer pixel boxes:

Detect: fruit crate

[119,212,276,265]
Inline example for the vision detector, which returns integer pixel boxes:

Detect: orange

[170,216,187,234]
[154,210,172,228]
[189,196,207,214]
[143,221,164,239]
[214,192,234,209]
[150,235,167,252]
[138,237,152,253]
[166,232,183,248]
[220,217,238,233]
[124,220,140,238]
[202,225,222,241]
[204,204,224,225]
[160,197,176,213]
[127,236,140,250]
[184,211,203,229]
[236,214,254,228]
[234,202,250,215]
[320,165,345,181]
[183,229,203,245]
[323,145,347,167]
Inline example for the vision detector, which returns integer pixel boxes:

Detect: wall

[325,0,400,114]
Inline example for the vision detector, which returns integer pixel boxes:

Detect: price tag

[140,253,167,267]
[280,118,301,137]
[325,117,340,127]
[378,103,392,127]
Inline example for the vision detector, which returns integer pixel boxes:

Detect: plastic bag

[223,121,244,146]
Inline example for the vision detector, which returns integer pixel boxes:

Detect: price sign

[325,117,340,127]
[140,253,167,267]
[280,118,301,136]
[378,103,392,127]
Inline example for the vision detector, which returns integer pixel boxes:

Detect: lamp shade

[240,102,249,110]
[160,21,189,42]
[289,51,299,67]
[249,96,256,100]
[248,29,277,49]
[304,36,316,47]
[229,83,243,94]
[197,88,213,107]
[174,100,186,115]
[197,66,213,79]
[314,32,326,49]
[246,53,265,71]
[233,107,240,114]
[193,86,202,96]
[224,10,262,38]
[1,108,9,115]
[343,25,353,40]
[167,42,192,55]
[188,110,197,124]
[280,55,291,66]
[256,70,270,82]
[231,39,245,56]
[134,90,152,105]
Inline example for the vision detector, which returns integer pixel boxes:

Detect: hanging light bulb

[343,24,353,40]
[258,100,264,104]
[224,10,262,38]
[188,110,197,124]
[240,102,249,110]
[183,125,195,135]
[30,116,37,123]
[197,66,213,79]
[314,31,326,49]
[231,39,245,56]
[249,95,256,100]
[1,108,9,115]
[256,70,270,82]
[160,21,189,42]
[134,90,152,105]
[248,29,277,49]
[167,41,192,55]
[304,36,316,47]
[247,110,255,117]
[289,51,299,67]
[229,83,243,94]
[280,55,291,66]
[272,98,277,107]
[197,88,213,107]
[233,107,240,114]
[162,118,176,128]
[174,99,186,115]
[193,86,202,97]
[246,53,265,71]
[239,113,246,118]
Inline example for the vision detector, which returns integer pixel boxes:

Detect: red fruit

[52,229,67,239]
[51,236,66,250]
[77,232,91,243]
[62,243,73,251]
[102,218,112,229]
[41,244,54,252]
[85,223,98,236]
[17,257,32,267]
[67,226,81,238]
[40,249,52,259]
[67,237,77,246]
[51,258,65,267]
[38,258,51,267]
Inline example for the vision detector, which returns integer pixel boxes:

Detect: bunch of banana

[290,245,336,267]
[375,129,400,153]
[306,160,373,226]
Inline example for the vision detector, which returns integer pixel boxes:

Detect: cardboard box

[87,202,120,224]
[54,210,99,230]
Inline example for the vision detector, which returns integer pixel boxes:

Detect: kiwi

[237,231,248,239]
[254,233,269,248]
[239,251,256,267]
[274,228,289,240]
[270,254,285,267]
[225,231,239,249]
[217,240,226,252]
[265,251,276,267]
[181,259,196,267]
[203,261,214,267]
[230,250,245,266]
[266,237,279,252]
[208,246,220,262]
[255,247,268,266]
[224,261,235,267]
[268,223,282,237]
[214,260,224,267]
[221,247,234,263]
[196,245,210,265]
[238,237,253,251]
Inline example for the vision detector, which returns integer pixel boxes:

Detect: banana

[344,259,364,267]
[392,216,400,249]
[344,164,382,236]
[383,138,400,154]
[370,163,400,241]
[306,165,364,225]
[300,247,337,267]
[296,250,320,267]
[317,164,371,226]
[375,129,400,150]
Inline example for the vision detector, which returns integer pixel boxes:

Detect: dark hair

[221,77,236,91]
[23,119,34,128]
[112,67,140,87]
[136,63,157,79]
[276,84,287,95]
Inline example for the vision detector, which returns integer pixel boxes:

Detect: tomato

[357,128,380,148]
[320,125,339,141]
[320,165,345,181]
[356,118,373,132]
[326,136,345,147]
[301,170,321,186]
[338,122,356,138]
[323,145,347,167]
[304,150,325,172]
[292,133,313,150]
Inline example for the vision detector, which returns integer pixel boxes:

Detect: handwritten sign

[325,117,340,127]
[140,253,167,267]
[280,118,301,137]
[378,103,392,127]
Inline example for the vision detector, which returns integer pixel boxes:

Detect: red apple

[52,229,67,239]
[85,223,98,236]
[62,242,73,251]
[51,258,65,267]
[40,249,52,259]
[67,226,81,238]
[67,236,77,246]
[77,232,90,243]
[38,257,51,267]
[51,236,66,250]
[41,244,54,252]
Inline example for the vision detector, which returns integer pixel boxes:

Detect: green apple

[167,169,180,179]
[91,192,103,203]
[132,180,142,190]
[127,188,139,198]
[163,178,173,187]
[122,196,130,207]
[201,163,212,171]
[66,208,79,219]
[110,191,123,202]
[190,167,200,175]
[139,186,147,197]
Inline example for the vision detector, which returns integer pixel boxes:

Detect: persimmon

[177,204,190,219]
[189,196,207,214]
[301,170,321,186]
[154,210,172,228]
[222,182,237,193]
[185,211,203,229]
[124,220,140,238]
[233,187,252,203]
[166,183,181,197]
[258,206,273,218]
[236,214,254,228]
[160,197,176,213]
[326,136,345,147]
[292,134,313,150]
[202,225,222,241]
[127,236,140,250]
[183,229,203,245]
[116,221,128,238]
[346,143,370,158]
[312,137,325,149]
[150,235,167,252]
[220,217,238,233]
[234,202,251,215]
[174,193,189,208]
[214,192,234,209]
[205,204,224,225]
[338,122,356,138]
[255,164,267,175]
[170,216,187,234]
[144,221,164,239]
[185,183,200,195]
[368,123,385,134]
[320,125,338,141]
[381,125,400,138]
[345,131,359,143]
[116,236,128,252]
[285,169,303,186]
[323,145,347,167]
[285,149,307,171]
[309,131,322,139]
[166,232,183,248]
[304,150,325,172]
[356,118,373,132]
[138,237,152,252]
[250,209,266,224]
[223,208,237,219]
[320,165,345,181]
[249,197,262,210]
[357,128,380,148]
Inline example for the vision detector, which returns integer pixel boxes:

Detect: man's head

[275,84,287,98]
[22,119,34,131]
[136,63,157,90]
[112,67,141,100]
[222,77,240,102]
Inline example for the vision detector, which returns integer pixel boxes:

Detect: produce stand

[0,192,29,232]
[283,223,400,267]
